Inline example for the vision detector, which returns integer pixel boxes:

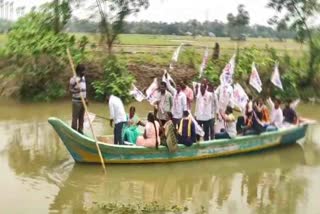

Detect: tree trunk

[53,0,60,34]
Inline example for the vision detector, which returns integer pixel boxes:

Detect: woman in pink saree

[136,112,160,148]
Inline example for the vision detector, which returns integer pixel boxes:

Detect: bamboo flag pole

[67,48,106,174]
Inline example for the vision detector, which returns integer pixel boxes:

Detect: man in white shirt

[106,94,127,145]
[195,83,217,141]
[165,79,187,126]
[267,97,283,129]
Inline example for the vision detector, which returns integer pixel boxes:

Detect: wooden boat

[48,117,313,164]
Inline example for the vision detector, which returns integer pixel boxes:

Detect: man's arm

[69,78,80,94]
[164,78,177,96]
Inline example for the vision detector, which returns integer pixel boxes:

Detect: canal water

[1,98,320,214]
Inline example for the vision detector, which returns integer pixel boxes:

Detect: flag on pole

[271,63,283,90]
[199,47,209,78]
[129,84,146,102]
[220,54,236,85]
[216,84,234,112]
[233,83,249,112]
[172,43,184,62]
[162,69,176,86]
[146,78,159,105]
[249,62,262,93]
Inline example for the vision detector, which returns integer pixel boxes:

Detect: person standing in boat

[177,111,196,146]
[106,94,127,145]
[195,83,217,141]
[155,81,173,126]
[181,81,194,110]
[69,64,87,134]
[165,79,188,127]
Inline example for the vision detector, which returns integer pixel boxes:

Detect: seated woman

[123,106,144,144]
[177,111,196,147]
[136,112,160,148]
[162,112,178,152]
[215,106,237,139]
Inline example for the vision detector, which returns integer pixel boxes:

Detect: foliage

[92,56,134,103]
[179,47,201,69]
[267,0,320,82]
[3,6,88,101]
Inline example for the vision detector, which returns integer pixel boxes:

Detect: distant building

[208,32,216,37]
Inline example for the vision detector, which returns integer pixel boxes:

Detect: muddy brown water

[1,98,320,214]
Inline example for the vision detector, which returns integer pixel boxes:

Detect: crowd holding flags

[129,44,285,115]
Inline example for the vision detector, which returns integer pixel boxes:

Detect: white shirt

[267,98,283,128]
[164,78,187,119]
[109,95,127,124]
[225,114,237,138]
[194,91,217,121]
[70,76,86,100]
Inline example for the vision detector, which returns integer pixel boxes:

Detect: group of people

[69,64,298,151]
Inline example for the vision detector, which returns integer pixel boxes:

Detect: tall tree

[227,4,250,40]
[95,0,149,54]
[267,0,320,82]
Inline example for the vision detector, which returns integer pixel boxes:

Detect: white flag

[199,47,209,78]
[146,78,159,105]
[220,54,236,85]
[162,69,175,86]
[216,84,234,112]
[172,43,184,62]
[129,84,145,102]
[249,62,262,93]
[233,83,249,112]
[271,63,283,90]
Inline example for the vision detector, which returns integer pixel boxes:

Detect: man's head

[105,94,111,104]
[286,99,292,108]
[183,111,189,118]
[160,81,167,94]
[200,83,206,95]
[176,82,182,93]
[274,98,281,109]
[76,64,86,77]
[181,81,187,90]
[226,106,233,114]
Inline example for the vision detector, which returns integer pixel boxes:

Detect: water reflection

[44,144,309,213]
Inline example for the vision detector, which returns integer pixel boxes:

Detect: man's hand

[110,119,113,128]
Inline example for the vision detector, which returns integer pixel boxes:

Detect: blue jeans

[114,122,126,145]
[215,132,231,139]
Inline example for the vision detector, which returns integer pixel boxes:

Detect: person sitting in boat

[215,106,237,139]
[283,100,298,125]
[161,112,179,152]
[123,106,145,144]
[155,81,173,126]
[266,97,283,131]
[255,98,270,124]
[177,111,196,147]
[136,112,160,148]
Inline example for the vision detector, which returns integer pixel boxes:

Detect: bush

[92,56,134,103]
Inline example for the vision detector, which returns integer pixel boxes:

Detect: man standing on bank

[106,94,127,145]
[69,64,87,134]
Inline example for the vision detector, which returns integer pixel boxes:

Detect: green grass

[0,34,7,47]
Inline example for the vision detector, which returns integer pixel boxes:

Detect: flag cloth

[84,112,96,130]
[199,47,209,78]
[215,84,234,112]
[129,84,145,102]
[146,78,159,105]
[172,43,184,62]
[233,83,249,112]
[219,54,236,85]
[249,62,262,93]
[271,63,283,90]
[162,70,176,86]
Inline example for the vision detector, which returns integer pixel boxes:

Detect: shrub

[92,56,134,103]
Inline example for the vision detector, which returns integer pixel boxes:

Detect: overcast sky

[11,0,275,25]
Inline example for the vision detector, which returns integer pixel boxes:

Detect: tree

[268,16,288,41]
[227,4,250,40]
[95,0,149,54]
[267,0,320,83]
